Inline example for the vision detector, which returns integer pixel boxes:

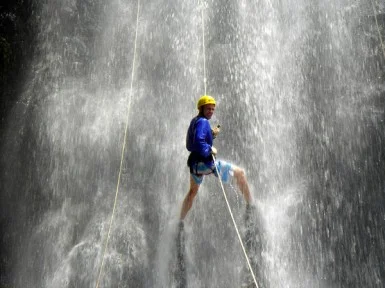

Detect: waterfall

[1,0,384,287]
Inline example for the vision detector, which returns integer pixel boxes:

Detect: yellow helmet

[197,95,216,109]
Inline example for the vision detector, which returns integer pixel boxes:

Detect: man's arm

[194,120,212,157]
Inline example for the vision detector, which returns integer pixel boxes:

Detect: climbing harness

[370,0,385,60]
[187,153,215,174]
[199,1,259,286]
[94,1,141,287]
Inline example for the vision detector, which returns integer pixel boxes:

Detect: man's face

[203,104,215,119]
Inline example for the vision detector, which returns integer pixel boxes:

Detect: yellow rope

[95,1,141,287]
[370,0,385,59]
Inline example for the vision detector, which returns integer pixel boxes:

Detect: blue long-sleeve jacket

[186,116,213,165]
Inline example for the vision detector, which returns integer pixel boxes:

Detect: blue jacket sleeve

[194,119,212,157]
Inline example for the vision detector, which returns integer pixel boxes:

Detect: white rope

[95,1,141,287]
[201,0,207,95]
[212,156,259,288]
[370,0,385,60]
[199,1,259,286]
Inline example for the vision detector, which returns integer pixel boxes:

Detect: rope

[370,0,385,60]
[199,2,259,286]
[201,0,207,95]
[212,156,260,288]
[94,1,141,287]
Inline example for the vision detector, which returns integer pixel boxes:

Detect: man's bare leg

[233,166,252,204]
[180,175,200,220]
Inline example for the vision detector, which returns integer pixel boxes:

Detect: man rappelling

[180,95,254,220]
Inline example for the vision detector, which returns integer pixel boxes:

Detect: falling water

[1,0,384,287]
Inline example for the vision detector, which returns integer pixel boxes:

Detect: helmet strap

[198,107,205,116]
